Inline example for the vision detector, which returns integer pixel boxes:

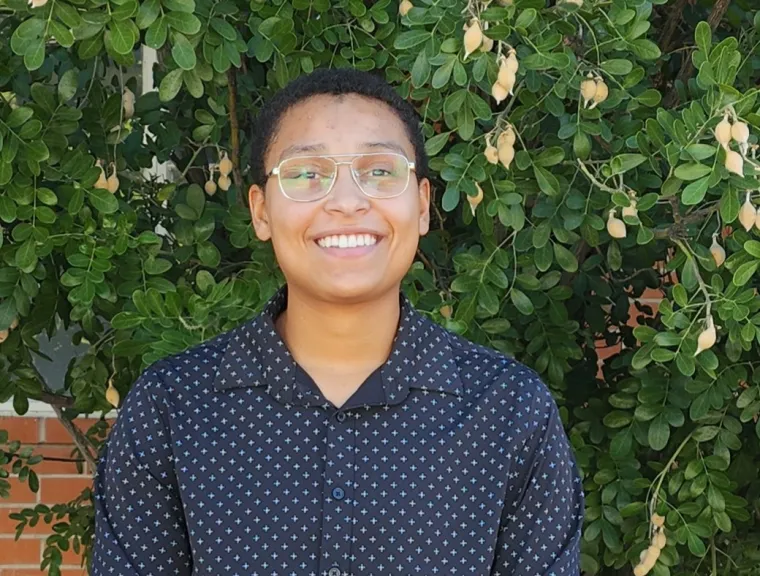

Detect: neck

[275,285,402,374]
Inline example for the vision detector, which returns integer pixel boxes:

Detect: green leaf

[165,12,201,35]
[648,414,670,450]
[553,243,578,272]
[163,0,195,12]
[171,33,196,70]
[688,532,706,556]
[533,165,560,196]
[197,242,221,267]
[674,163,711,181]
[514,8,536,30]
[394,30,430,50]
[0,162,12,187]
[7,107,34,129]
[210,18,237,41]
[15,240,36,270]
[744,240,760,258]
[425,132,450,157]
[603,411,632,429]
[510,289,534,315]
[681,176,710,205]
[601,59,633,75]
[24,39,46,71]
[732,261,758,287]
[146,16,168,49]
[89,189,119,214]
[631,38,661,60]
[610,154,646,175]
[136,0,161,29]
[159,68,184,102]
[695,21,712,55]
[58,68,79,102]
[186,185,205,214]
[0,299,18,330]
[108,20,137,54]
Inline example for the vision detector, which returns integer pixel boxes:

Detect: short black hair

[248,67,429,188]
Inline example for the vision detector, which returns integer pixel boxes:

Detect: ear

[248,184,272,241]
[417,178,431,236]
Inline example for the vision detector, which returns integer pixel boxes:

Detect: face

[248,94,431,304]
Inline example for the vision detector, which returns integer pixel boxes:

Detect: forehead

[267,94,413,161]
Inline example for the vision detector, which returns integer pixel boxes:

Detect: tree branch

[664,0,732,107]
[50,405,98,471]
[658,0,689,54]
[38,392,76,409]
[653,205,720,240]
[227,68,244,204]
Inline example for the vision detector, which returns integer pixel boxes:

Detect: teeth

[317,234,378,249]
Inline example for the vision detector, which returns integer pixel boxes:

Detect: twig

[653,205,719,240]
[664,0,732,107]
[50,405,98,471]
[658,0,689,54]
[227,68,244,202]
[38,392,76,409]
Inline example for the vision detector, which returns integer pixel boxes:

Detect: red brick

[27,445,86,475]
[0,418,39,444]
[0,570,88,576]
[0,508,58,537]
[39,477,92,504]
[43,418,107,445]
[0,477,39,505]
[0,537,40,564]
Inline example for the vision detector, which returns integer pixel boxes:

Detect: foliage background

[1,0,760,573]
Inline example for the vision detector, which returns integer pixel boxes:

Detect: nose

[323,162,370,214]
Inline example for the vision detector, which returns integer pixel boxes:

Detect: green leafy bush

[1,0,760,574]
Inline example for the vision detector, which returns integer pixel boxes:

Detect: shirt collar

[213,285,464,406]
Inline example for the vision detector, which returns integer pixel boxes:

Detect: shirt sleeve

[490,380,585,576]
[90,367,193,576]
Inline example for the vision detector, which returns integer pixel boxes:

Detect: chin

[292,274,398,304]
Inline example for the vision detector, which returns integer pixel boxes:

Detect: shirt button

[335,412,346,422]
[327,568,342,576]
[332,487,345,500]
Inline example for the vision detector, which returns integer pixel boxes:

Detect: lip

[311,228,385,242]
[311,228,385,259]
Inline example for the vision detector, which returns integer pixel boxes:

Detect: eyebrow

[277,141,410,162]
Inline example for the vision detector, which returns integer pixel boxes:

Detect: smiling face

[248,94,431,305]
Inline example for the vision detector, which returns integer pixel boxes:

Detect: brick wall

[0,412,113,575]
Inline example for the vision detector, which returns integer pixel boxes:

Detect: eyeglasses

[266,152,416,203]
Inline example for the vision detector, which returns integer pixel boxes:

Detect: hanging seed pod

[588,78,608,109]
[463,19,483,59]
[94,161,109,190]
[565,0,584,5]
[497,66,516,96]
[714,115,732,148]
[622,200,638,219]
[756,208,760,231]
[653,532,667,550]
[218,174,232,191]
[218,151,233,176]
[467,183,484,217]
[9,317,19,330]
[497,141,515,170]
[498,125,516,147]
[28,0,48,8]
[491,82,508,104]
[205,179,217,196]
[399,0,413,15]
[484,144,499,164]
[123,87,135,120]
[731,121,749,145]
[724,149,744,176]
[106,163,119,194]
[580,73,597,108]
[710,236,726,267]
[505,49,519,73]
[607,210,627,239]
[106,379,120,408]
[694,315,716,356]
[440,305,452,319]
[633,545,661,576]
[0,329,8,344]
[651,514,665,528]
[480,35,494,52]
[739,193,756,231]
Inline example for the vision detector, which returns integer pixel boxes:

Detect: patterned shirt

[91,286,585,576]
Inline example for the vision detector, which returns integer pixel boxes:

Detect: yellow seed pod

[505,49,519,73]
[218,174,232,191]
[0,329,9,344]
[491,82,508,104]
[714,116,732,148]
[731,121,749,144]
[467,183,484,216]
[480,35,494,52]
[463,19,483,59]
[710,236,726,267]
[10,317,19,330]
[94,163,109,190]
[580,74,597,108]
[105,380,120,408]
[106,164,119,194]
[651,514,665,528]
[588,79,608,109]
[484,145,499,164]
[724,149,744,176]
[565,0,584,5]
[739,195,756,231]
[205,179,217,196]
[440,305,452,319]
[123,87,135,120]
[694,315,716,356]
[498,142,515,170]
[622,201,638,219]
[634,545,661,576]
[653,532,667,550]
[756,208,760,231]
[218,152,233,176]
[399,0,413,16]
[498,125,516,147]
[497,65,516,96]
[496,0,513,5]
[607,210,627,239]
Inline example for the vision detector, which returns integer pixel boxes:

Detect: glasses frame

[265,152,417,203]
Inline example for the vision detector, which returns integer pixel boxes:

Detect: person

[91,67,585,576]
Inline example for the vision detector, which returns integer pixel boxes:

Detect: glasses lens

[353,154,410,198]
[278,157,336,200]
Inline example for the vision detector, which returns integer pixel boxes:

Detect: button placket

[318,411,355,576]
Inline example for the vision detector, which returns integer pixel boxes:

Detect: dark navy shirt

[91,286,584,576]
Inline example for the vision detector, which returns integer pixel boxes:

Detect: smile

[316,234,379,249]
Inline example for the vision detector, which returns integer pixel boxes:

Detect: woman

[91,67,584,576]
